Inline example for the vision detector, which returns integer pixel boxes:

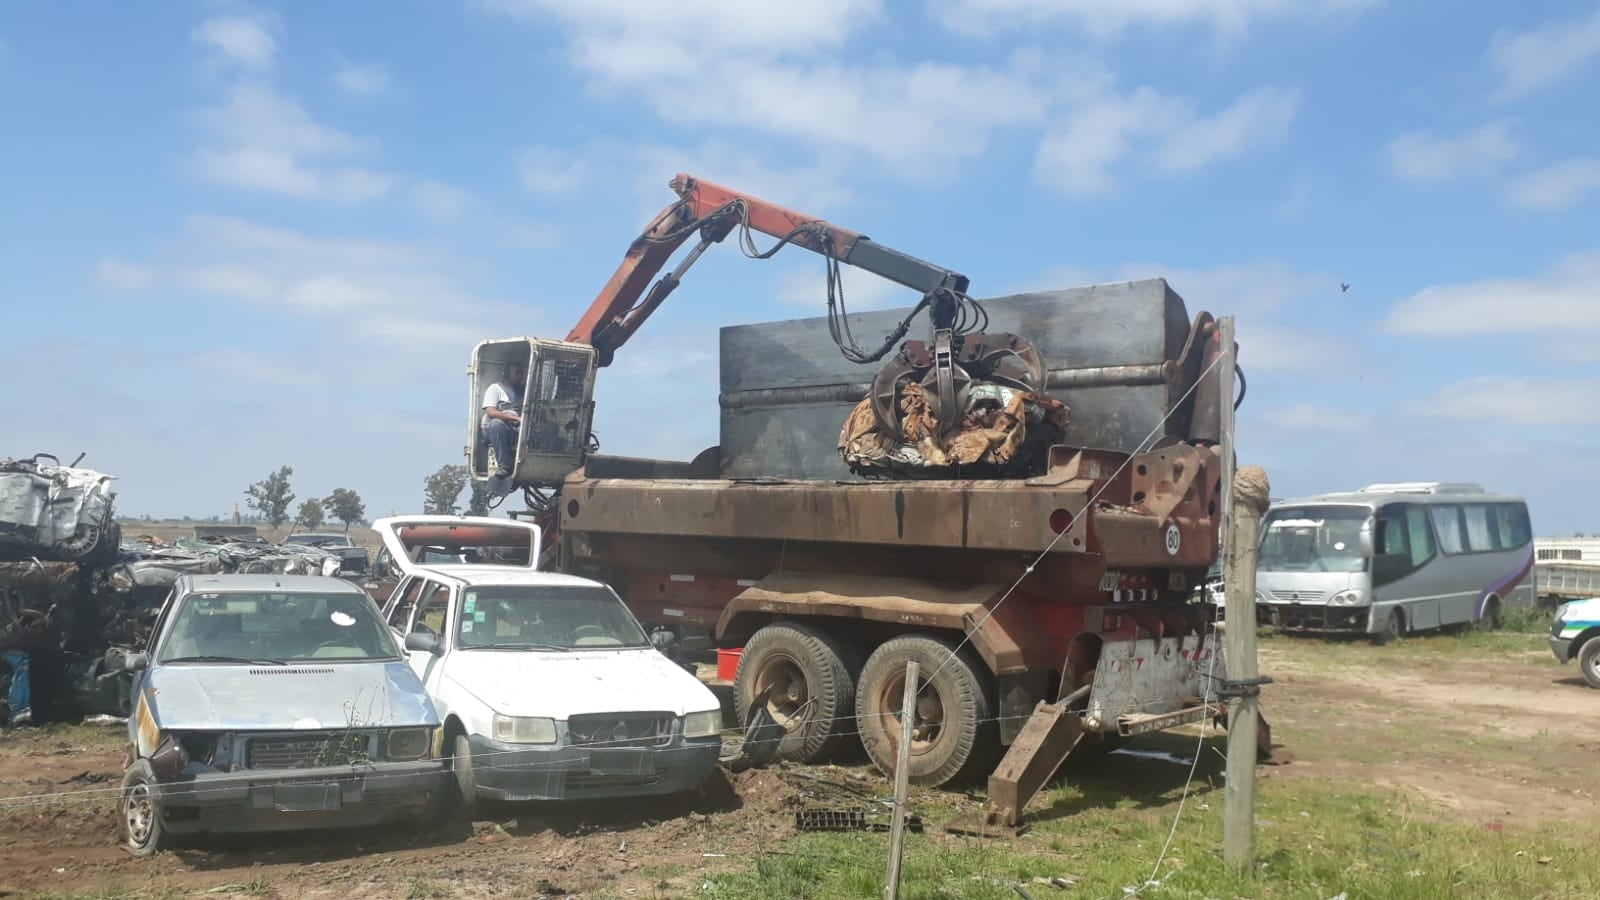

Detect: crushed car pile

[0,451,352,727]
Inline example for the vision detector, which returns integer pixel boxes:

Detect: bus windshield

[1258,506,1369,574]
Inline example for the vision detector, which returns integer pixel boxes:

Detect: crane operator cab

[467,337,597,493]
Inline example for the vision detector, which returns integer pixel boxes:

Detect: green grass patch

[700,761,1596,899]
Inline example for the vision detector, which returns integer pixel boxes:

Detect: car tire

[855,634,996,788]
[734,622,861,763]
[449,733,481,821]
[119,762,170,857]
[1371,608,1402,646]
[1580,639,1600,691]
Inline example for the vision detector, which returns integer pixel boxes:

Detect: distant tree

[244,465,296,529]
[296,498,326,530]
[424,465,468,515]
[467,479,492,517]
[323,488,366,532]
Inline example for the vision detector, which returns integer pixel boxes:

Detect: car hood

[145,661,438,731]
[443,648,718,719]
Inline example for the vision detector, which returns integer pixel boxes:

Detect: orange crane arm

[568,173,973,367]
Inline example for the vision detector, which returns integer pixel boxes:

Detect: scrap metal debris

[0,450,350,726]
[838,381,1069,478]
[794,807,924,833]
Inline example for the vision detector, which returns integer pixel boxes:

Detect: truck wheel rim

[124,784,154,846]
[754,656,810,731]
[878,671,943,755]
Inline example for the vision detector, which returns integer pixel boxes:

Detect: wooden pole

[884,660,919,900]
[1220,316,1271,875]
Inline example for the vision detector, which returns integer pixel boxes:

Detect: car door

[384,576,425,645]
[403,579,455,690]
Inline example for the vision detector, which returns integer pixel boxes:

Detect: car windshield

[456,584,650,650]
[1258,506,1369,574]
[157,590,400,664]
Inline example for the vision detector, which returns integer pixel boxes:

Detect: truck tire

[1580,638,1600,690]
[734,622,860,763]
[855,635,995,788]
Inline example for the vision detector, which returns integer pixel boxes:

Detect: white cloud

[773,264,919,312]
[487,3,1292,185]
[1014,259,1338,317]
[92,214,520,352]
[1153,86,1299,173]
[190,14,276,69]
[411,180,473,220]
[334,61,391,97]
[1488,7,1600,102]
[190,350,325,388]
[1036,83,1299,193]
[629,141,856,214]
[1506,157,1600,210]
[92,258,156,290]
[1383,252,1600,336]
[189,148,395,202]
[516,145,588,195]
[186,82,394,203]
[930,0,1381,38]
[1406,376,1600,427]
[1385,120,1520,182]
[496,222,563,249]
[195,84,368,156]
[1258,404,1375,434]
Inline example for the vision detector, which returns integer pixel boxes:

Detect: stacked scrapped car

[118,573,447,856]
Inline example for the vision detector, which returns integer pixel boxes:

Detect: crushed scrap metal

[0,451,351,726]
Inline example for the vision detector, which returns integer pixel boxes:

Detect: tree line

[242,463,493,530]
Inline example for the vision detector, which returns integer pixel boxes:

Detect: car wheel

[120,763,169,857]
[855,635,996,788]
[450,734,481,821]
[734,622,861,763]
[1580,639,1600,691]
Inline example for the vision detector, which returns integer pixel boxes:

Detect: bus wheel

[1371,608,1402,646]
[734,622,860,763]
[1476,597,1502,632]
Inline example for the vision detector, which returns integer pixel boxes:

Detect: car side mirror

[124,653,149,672]
[1358,519,1376,558]
[405,632,443,656]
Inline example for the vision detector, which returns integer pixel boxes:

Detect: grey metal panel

[717,279,1195,480]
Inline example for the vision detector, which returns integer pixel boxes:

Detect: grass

[698,774,1597,899]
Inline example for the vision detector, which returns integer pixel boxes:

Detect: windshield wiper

[471,642,572,652]
[162,655,287,666]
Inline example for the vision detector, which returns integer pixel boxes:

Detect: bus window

[1430,505,1465,555]
[1405,506,1436,567]
[1463,504,1495,551]
[1495,503,1532,548]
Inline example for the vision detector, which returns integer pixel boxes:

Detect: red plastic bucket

[716,647,743,682]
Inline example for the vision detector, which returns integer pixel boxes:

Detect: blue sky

[1,0,1597,535]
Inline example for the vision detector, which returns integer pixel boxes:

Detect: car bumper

[152,760,447,834]
[466,735,722,801]
[1256,603,1371,634]
[1550,635,1572,663]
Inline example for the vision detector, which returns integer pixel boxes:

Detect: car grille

[247,733,376,769]
[567,713,673,749]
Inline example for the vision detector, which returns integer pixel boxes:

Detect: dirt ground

[0,632,1593,898]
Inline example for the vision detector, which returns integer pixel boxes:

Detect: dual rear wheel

[733,624,997,786]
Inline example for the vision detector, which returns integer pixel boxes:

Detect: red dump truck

[462,174,1265,828]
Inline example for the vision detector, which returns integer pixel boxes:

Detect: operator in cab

[481,362,526,478]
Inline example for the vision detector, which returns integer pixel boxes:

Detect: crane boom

[570,173,972,367]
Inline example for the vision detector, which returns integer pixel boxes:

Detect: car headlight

[1330,590,1367,607]
[385,727,432,761]
[683,710,723,739]
[492,714,557,744]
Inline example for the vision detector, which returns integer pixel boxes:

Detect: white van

[371,515,725,816]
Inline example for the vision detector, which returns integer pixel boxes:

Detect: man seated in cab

[481,362,526,478]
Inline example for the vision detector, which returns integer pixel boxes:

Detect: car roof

[402,566,605,589]
[178,573,367,594]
